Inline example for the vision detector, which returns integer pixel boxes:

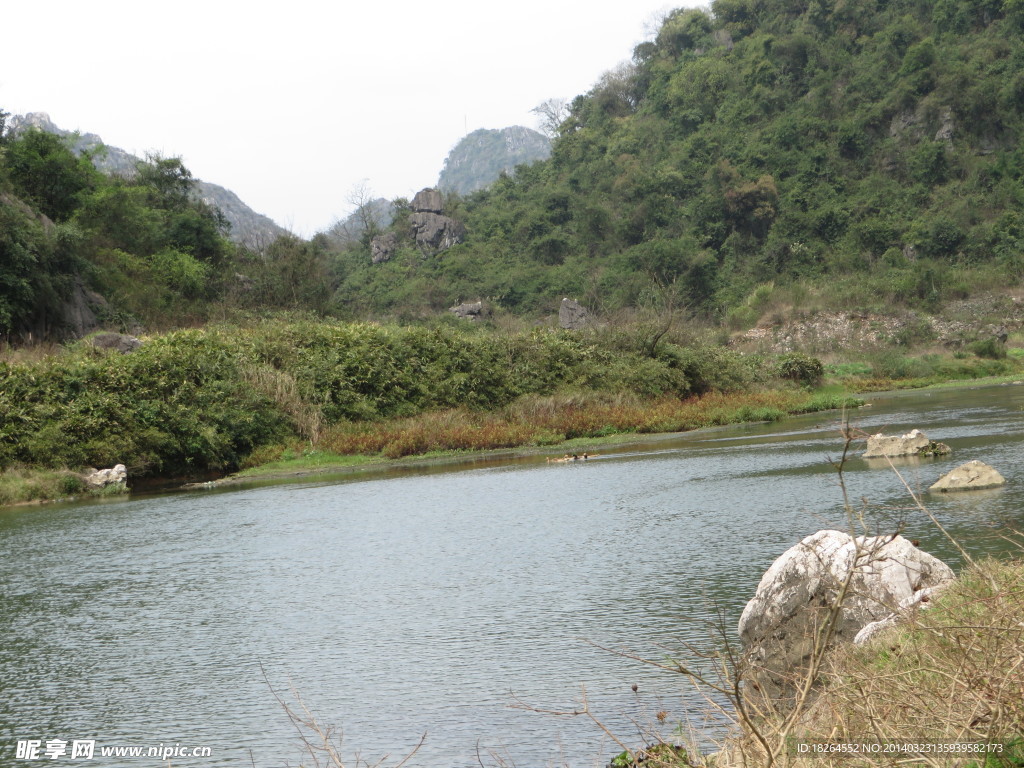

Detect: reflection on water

[1,384,1022,767]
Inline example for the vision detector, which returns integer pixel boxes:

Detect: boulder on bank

[739,530,954,711]
[84,464,128,490]
[863,429,950,458]
[929,460,1006,492]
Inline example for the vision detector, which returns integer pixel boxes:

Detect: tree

[254,234,331,310]
[530,98,570,138]
[348,180,384,242]
[134,153,196,208]
[5,130,100,221]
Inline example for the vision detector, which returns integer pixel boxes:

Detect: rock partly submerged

[930,459,1007,492]
[739,529,954,711]
[863,428,951,458]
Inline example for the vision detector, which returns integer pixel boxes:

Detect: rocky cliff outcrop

[409,188,464,255]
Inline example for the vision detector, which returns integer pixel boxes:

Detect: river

[2,383,1023,767]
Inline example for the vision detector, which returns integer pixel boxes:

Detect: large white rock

[84,464,128,489]
[853,584,948,644]
[739,530,954,709]
[930,460,1006,492]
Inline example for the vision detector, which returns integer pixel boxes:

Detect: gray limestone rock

[448,301,488,321]
[370,232,398,264]
[863,429,949,458]
[558,298,591,330]
[410,212,464,254]
[930,460,1006,492]
[89,333,143,354]
[411,188,444,214]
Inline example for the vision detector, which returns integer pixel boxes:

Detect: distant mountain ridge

[6,112,288,247]
[438,126,551,195]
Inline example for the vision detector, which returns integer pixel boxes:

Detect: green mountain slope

[331,0,1024,320]
[7,113,288,248]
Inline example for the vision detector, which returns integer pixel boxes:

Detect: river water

[2,383,1023,767]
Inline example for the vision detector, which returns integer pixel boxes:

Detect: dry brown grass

[0,340,65,365]
[240,363,324,443]
[313,390,824,461]
[785,555,1024,767]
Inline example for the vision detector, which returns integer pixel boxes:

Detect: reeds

[315,390,852,460]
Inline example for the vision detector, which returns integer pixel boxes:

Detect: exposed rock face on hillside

[449,301,488,320]
[6,112,288,248]
[370,232,398,264]
[438,126,551,195]
[559,298,591,329]
[409,188,464,254]
[194,181,287,249]
[734,295,1024,354]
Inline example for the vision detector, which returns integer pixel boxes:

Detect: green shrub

[775,353,825,385]
[968,337,1008,360]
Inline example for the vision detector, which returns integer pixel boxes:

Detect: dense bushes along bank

[0,319,843,485]
[1,317,1019,504]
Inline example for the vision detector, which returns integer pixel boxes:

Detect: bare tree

[530,98,570,139]
[348,179,383,240]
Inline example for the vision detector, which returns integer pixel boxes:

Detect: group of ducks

[546,452,596,463]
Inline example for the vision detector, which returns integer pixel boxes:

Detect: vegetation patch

[0,467,89,506]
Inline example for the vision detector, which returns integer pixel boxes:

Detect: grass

[0,467,92,506]
[234,448,382,476]
[826,350,1024,393]
[253,389,863,466]
[780,556,1024,767]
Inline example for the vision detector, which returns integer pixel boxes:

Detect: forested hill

[332,0,1024,320]
[6,113,287,249]
[4,0,1024,340]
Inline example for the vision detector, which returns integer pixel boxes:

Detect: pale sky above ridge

[2,0,681,236]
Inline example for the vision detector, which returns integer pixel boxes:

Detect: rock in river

[930,460,1006,492]
[863,428,950,458]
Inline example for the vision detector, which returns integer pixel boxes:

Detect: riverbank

[612,554,1024,768]
[4,371,1023,507]
[1,316,1022,508]
[198,390,854,490]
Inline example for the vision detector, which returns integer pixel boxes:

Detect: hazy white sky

[2,1,681,236]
